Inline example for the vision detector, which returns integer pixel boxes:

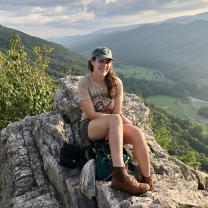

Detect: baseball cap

[91,47,114,61]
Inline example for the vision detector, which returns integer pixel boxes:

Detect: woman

[78,47,154,195]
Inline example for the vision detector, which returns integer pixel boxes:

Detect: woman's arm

[112,101,132,125]
[80,99,108,120]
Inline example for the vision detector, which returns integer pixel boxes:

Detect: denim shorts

[80,118,92,143]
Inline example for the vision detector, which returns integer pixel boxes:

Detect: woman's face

[91,58,112,77]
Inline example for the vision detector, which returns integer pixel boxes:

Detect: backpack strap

[80,144,96,168]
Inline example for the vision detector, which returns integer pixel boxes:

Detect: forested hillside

[146,100,208,173]
[0,25,88,78]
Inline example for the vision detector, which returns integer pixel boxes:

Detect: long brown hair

[88,57,118,99]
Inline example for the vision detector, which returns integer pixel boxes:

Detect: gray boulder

[0,76,208,208]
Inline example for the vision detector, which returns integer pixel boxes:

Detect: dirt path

[177,102,200,124]
[187,97,208,112]
[177,98,208,125]
[187,97,208,105]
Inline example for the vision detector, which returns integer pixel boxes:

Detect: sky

[0,0,208,39]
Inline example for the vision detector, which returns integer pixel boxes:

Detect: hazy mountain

[0,25,88,78]
[162,12,208,24]
[88,24,142,34]
[47,25,141,48]
[47,33,113,49]
[93,12,208,33]
[47,12,208,49]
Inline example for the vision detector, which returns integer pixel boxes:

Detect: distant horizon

[0,1,208,39]
[46,11,208,39]
[2,11,208,41]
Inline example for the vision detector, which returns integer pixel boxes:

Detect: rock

[0,76,208,208]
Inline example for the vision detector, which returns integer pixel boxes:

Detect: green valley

[147,95,208,131]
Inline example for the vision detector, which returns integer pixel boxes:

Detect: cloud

[86,0,208,18]
[0,0,208,38]
[0,2,94,26]
[0,0,76,7]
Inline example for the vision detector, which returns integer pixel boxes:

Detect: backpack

[80,140,135,181]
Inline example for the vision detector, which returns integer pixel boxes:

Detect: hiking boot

[141,175,154,192]
[111,167,150,195]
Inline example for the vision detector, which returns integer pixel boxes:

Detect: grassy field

[147,95,189,119]
[195,101,208,107]
[147,95,208,131]
[182,103,198,114]
[114,65,164,81]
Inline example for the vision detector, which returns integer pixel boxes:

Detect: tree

[175,151,201,169]
[154,127,171,151]
[0,35,56,130]
[198,106,208,118]
[188,125,205,140]
[171,123,181,132]
[198,153,208,172]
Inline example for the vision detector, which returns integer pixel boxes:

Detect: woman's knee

[109,114,122,123]
[125,126,146,145]
[108,114,122,126]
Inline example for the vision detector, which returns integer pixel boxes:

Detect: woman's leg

[88,114,124,167]
[88,115,150,195]
[123,124,150,177]
[123,123,154,191]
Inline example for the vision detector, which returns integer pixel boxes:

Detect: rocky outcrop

[0,76,208,208]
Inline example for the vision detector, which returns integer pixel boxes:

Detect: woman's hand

[121,115,132,125]
[112,101,132,124]
[105,134,109,141]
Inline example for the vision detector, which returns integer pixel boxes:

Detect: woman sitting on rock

[78,46,154,195]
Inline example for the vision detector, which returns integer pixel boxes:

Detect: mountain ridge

[46,11,208,48]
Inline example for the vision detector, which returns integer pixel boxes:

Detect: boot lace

[125,169,138,185]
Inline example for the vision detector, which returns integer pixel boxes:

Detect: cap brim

[95,55,114,61]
